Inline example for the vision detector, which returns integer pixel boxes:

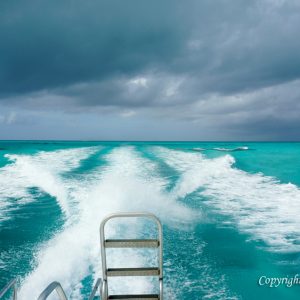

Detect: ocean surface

[1,141,300,300]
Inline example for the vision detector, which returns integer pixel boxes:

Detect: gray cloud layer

[1,0,300,140]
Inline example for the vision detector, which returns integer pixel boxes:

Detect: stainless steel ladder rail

[100,212,163,300]
[37,278,102,300]
[88,278,102,300]
[37,281,67,300]
[0,279,17,300]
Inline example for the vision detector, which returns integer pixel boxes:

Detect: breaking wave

[155,147,300,252]
[192,146,249,152]
[0,147,97,223]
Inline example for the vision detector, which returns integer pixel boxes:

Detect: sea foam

[19,147,197,299]
[155,147,300,252]
[0,147,97,223]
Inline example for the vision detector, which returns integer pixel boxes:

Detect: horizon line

[1,139,300,143]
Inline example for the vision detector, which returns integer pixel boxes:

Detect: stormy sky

[0,0,300,140]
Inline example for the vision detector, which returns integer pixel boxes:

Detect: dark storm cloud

[2,0,300,97]
[0,0,189,95]
[1,0,300,140]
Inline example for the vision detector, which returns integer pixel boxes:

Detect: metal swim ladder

[0,213,163,300]
[100,212,163,300]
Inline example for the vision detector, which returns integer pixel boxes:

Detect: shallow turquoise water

[1,141,300,299]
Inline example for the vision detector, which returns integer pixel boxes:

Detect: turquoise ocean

[1,141,300,299]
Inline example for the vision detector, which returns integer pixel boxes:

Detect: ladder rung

[107,268,160,277]
[105,239,159,248]
[108,295,159,300]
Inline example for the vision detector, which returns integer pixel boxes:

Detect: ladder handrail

[37,281,67,300]
[88,278,102,300]
[159,278,163,299]
[100,212,163,281]
[101,280,107,300]
[0,279,17,300]
[100,212,163,300]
